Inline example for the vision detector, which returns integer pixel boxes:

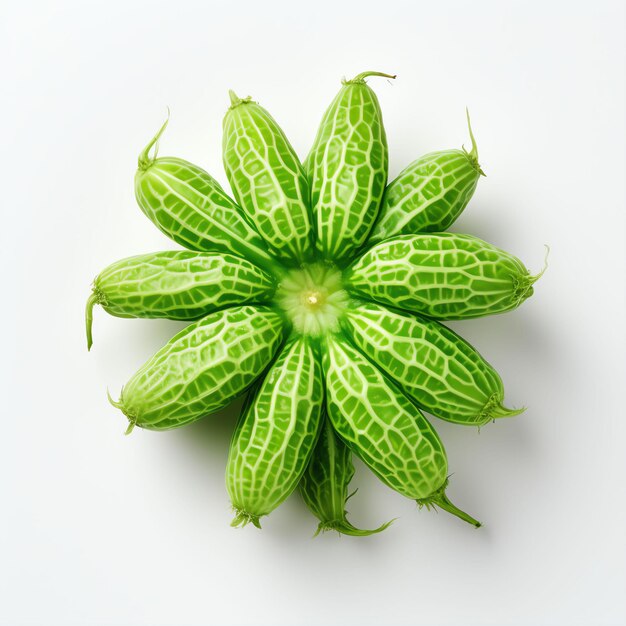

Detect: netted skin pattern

[88,71,542,534]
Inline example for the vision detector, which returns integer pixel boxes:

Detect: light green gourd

[369,110,485,241]
[345,233,544,319]
[226,335,323,528]
[305,71,394,262]
[85,250,276,350]
[109,306,285,433]
[222,93,313,265]
[341,301,524,425]
[90,72,542,533]
[323,333,481,527]
[135,116,276,272]
[300,415,393,536]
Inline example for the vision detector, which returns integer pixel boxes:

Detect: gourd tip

[137,109,170,171]
[106,388,123,410]
[514,247,549,304]
[480,395,526,423]
[531,245,550,284]
[230,508,262,529]
[85,291,99,351]
[515,246,549,304]
[492,403,527,419]
[463,108,486,176]
[107,387,136,435]
[228,89,240,106]
[417,480,482,528]
[345,71,397,85]
[227,90,252,109]
[314,517,395,537]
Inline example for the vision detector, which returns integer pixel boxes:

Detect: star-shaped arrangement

[87,71,543,535]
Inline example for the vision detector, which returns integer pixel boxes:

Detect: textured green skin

[346,233,535,319]
[116,306,285,430]
[300,416,355,525]
[370,150,480,242]
[300,415,391,536]
[135,157,275,270]
[226,336,323,525]
[92,251,276,320]
[323,333,447,500]
[342,302,510,425]
[223,99,313,264]
[93,75,537,530]
[305,79,388,262]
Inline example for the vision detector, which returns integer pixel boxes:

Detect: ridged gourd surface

[89,71,539,533]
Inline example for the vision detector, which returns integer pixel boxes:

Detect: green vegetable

[369,110,485,241]
[345,233,542,319]
[227,335,323,528]
[305,71,393,262]
[300,415,393,536]
[135,117,275,271]
[91,71,542,533]
[108,306,285,433]
[342,301,524,425]
[85,250,276,350]
[223,92,313,264]
[323,333,481,526]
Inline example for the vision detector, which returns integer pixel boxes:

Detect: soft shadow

[444,305,557,368]
[448,204,508,243]
[166,395,243,468]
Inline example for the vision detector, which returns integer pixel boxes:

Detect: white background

[1,1,624,624]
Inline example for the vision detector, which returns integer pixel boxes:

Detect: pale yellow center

[303,291,323,308]
[275,264,349,335]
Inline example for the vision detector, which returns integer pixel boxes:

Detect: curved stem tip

[227,90,253,109]
[228,89,241,107]
[315,517,395,537]
[347,71,397,84]
[138,108,170,171]
[85,291,98,351]
[530,245,551,285]
[230,509,262,529]
[433,492,482,528]
[417,480,482,528]
[490,403,526,419]
[106,389,135,435]
[463,108,486,176]
[479,394,526,424]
